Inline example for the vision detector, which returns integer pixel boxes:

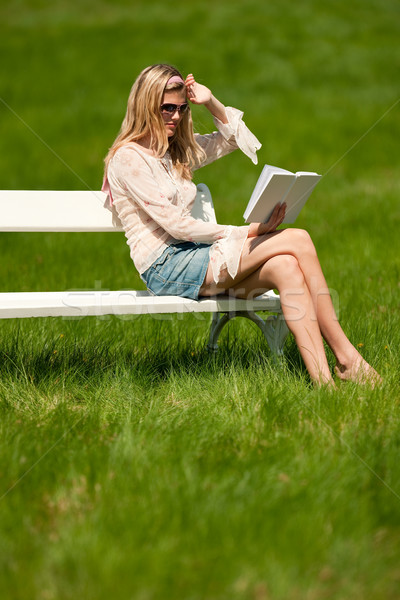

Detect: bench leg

[207,311,289,356]
[263,314,290,357]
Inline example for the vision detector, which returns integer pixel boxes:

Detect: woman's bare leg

[200,228,381,386]
[228,254,334,385]
[264,230,381,385]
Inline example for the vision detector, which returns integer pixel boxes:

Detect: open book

[243,165,321,224]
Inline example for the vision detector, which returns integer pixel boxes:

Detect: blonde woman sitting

[103,63,380,388]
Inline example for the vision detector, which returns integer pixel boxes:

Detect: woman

[103,63,380,387]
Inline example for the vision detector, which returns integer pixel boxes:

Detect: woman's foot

[311,371,337,389]
[334,355,382,388]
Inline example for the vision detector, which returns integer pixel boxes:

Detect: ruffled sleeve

[214,107,262,165]
[209,225,249,284]
[195,106,261,168]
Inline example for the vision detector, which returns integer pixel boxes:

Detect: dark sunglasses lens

[161,103,188,114]
[161,104,176,113]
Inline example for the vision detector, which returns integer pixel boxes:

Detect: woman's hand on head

[185,73,228,123]
[185,74,212,105]
[248,203,286,237]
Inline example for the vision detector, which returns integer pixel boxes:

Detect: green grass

[1,0,400,598]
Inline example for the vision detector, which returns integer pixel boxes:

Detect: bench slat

[0,191,119,231]
[0,290,282,319]
[0,185,216,231]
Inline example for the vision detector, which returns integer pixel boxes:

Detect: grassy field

[1,0,400,598]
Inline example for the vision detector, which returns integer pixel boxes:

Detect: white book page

[295,171,319,176]
[244,165,321,224]
[244,165,293,221]
[282,174,321,223]
[244,173,295,222]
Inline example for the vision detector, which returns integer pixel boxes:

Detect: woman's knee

[266,254,305,288]
[288,228,316,254]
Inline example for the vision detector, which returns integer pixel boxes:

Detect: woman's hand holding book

[247,202,286,237]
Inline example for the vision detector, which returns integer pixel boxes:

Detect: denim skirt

[141,242,211,300]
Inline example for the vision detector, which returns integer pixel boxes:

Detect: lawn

[0,0,399,598]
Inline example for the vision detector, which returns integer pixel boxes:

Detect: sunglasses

[160,103,189,115]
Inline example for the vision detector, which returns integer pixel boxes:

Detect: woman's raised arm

[185,73,229,124]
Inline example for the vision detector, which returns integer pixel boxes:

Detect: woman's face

[160,89,188,137]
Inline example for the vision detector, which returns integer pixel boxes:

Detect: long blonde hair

[104,64,206,179]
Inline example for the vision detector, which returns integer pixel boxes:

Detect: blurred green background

[1,0,399,186]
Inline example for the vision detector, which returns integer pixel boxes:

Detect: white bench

[0,185,289,354]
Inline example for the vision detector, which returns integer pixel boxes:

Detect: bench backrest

[0,183,216,232]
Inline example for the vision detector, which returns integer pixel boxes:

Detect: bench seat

[0,289,281,319]
[0,185,289,354]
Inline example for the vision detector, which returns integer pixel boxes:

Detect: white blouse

[103,107,261,283]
